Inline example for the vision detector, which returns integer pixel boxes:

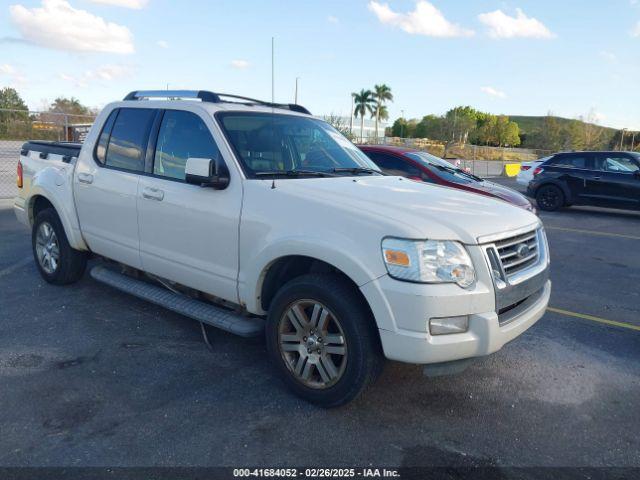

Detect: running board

[90,265,264,337]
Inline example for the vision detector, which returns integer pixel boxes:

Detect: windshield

[405,151,477,184]
[216,112,381,178]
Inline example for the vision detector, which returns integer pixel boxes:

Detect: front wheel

[32,208,87,285]
[266,273,384,407]
[536,184,565,212]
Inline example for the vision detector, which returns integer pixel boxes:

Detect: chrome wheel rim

[278,300,347,389]
[35,222,60,274]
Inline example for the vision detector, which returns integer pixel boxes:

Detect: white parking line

[0,257,32,279]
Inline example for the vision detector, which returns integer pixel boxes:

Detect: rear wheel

[32,208,87,285]
[536,184,565,212]
[266,273,383,407]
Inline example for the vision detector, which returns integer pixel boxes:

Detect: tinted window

[217,113,379,177]
[105,108,155,172]
[366,152,421,177]
[94,110,117,165]
[550,154,589,169]
[405,152,475,184]
[595,154,639,173]
[154,110,220,180]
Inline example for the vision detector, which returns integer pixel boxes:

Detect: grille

[494,230,539,278]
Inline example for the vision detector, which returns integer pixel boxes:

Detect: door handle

[592,176,601,181]
[77,173,94,184]
[142,187,164,201]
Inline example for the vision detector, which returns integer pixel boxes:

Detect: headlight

[382,238,476,288]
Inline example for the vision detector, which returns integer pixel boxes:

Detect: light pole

[400,110,405,138]
[294,77,299,104]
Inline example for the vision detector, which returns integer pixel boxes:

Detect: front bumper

[360,227,551,365]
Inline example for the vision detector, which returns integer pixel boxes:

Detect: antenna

[271,37,275,105]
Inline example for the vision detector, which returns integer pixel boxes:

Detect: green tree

[415,114,446,140]
[352,89,376,141]
[373,84,393,141]
[495,116,521,147]
[0,87,31,139]
[48,97,90,116]
[444,106,481,143]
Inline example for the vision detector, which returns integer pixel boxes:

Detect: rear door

[591,153,640,209]
[137,108,242,303]
[74,107,157,268]
[546,153,596,203]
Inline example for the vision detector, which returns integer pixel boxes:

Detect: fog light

[429,315,469,335]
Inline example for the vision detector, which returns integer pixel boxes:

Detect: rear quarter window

[104,108,156,172]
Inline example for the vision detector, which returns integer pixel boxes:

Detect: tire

[536,184,565,212]
[266,273,384,407]
[32,208,87,285]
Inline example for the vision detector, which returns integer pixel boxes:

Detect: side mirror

[185,157,230,190]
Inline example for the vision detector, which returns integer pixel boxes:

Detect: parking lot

[0,178,639,470]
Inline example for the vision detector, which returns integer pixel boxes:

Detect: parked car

[360,145,536,212]
[517,157,549,186]
[527,151,640,212]
[14,90,550,407]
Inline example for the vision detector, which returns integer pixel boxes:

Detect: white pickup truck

[14,90,550,406]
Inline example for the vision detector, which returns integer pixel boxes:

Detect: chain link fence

[0,108,96,199]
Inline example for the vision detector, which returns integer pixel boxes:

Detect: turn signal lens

[17,160,23,188]
[383,249,411,267]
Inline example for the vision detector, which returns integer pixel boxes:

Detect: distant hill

[509,115,618,135]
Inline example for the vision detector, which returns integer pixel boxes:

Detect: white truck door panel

[137,109,241,303]
[74,107,156,269]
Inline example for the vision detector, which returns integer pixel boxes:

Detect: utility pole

[631,131,636,151]
[294,77,299,104]
[349,94,354,135]
[271,37,275,104]
[400,110,405,138]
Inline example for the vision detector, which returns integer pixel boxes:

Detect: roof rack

[123,90,311,115]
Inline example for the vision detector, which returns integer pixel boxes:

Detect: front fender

[28,167,88,251]
[240,235,386,315]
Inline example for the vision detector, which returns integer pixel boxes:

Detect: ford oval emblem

[516,243,530,258]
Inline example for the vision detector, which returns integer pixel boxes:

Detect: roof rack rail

[123,90,221,102]
[122,90,311,114]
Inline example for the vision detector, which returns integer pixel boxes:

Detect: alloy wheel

[35,222,60,274]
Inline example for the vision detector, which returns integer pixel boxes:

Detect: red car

[360,145,535,213]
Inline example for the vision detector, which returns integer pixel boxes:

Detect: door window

[94,110,118,165]
[366,152,421,177]
[596,155,639,173]
[154,110,221,180]
[105,108,156,172]
[550,154,590,169]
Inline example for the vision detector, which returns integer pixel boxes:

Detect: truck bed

[21,141,82,159]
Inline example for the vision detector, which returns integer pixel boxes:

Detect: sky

[1,0,640,129]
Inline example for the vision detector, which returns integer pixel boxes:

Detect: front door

[74,107,157,268]
[137,108,242,303]
[591,153,640,209]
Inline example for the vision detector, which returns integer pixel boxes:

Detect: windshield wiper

[255,170,335,178]
[433,164,481,180]
[332,167,381,175]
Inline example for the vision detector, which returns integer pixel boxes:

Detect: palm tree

[373,84,393,140]
[352,89,376,142]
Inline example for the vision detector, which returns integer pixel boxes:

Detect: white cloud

[59,64,132,87]
[89,0,148,8]
[0,63,27,85]
[327,15,339,24]
[481,86,506,98]
[368,1,474,38]
[478,8,555,39]
[632,21,640,37]
[230,59,250,69]
[599,50,617,62]
[9,0,134,54]
[157,40,169,48]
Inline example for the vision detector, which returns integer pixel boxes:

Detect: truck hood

[271,175,540,245]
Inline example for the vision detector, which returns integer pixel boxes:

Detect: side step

[90,265,264,337]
